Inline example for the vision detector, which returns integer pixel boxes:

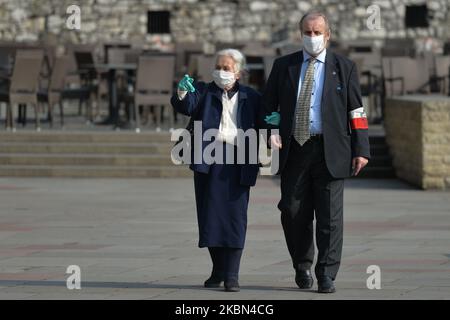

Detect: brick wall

[0,0,449,50]
[385,95,450,189]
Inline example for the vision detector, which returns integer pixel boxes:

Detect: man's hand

[352,157,369,176]
[270,134,282,149]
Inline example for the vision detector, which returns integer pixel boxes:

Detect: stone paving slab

[0,177,449,300]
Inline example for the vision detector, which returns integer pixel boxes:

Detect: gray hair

[299,10,331,33]
[215,48,246,73]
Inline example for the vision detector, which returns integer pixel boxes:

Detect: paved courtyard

[0,176,449,300]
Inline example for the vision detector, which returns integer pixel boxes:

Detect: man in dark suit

[260,10,370,293]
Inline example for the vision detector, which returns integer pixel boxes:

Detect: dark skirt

[193,142,250,249]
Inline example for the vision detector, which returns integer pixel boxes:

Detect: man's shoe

[317,276,336,293]
[204,275,223,288]
[224,280,240,292]
[295,269,314,289]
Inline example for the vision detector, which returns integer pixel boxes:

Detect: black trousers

[278,135,344,280]
[208,247,243,282]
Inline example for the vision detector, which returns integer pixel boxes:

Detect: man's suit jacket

[260,50,371,178]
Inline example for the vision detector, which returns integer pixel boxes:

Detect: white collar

[303,48,327,63]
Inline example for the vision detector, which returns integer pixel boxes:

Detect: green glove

[264,111,280,126]
[178,74,195,93]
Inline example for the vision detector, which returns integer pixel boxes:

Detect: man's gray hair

[299,10,331,33]
[215,48,247,73]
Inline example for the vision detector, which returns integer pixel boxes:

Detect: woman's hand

[178,74,196,93]
[264,112,280,126]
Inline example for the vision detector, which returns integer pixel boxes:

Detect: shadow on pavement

[0,280,313,292]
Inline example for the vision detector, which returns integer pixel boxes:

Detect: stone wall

[385,95,450,190]
[0,0,449,50]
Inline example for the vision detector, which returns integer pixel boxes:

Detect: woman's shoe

[224,280,240,292]
[204,275,224,288]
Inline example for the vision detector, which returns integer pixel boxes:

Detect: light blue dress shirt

[296,49,326,134]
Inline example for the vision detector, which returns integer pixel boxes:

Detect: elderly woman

[170,49,261,292]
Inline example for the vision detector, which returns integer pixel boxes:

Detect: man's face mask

[302,34,326,56]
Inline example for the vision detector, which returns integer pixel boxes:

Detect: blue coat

[171,81,262,187]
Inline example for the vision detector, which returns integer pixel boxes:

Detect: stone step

[366,155,393,167]
[0,131,173,143]
[355,166,396,178]
[369,136,387,144]
[0,163,395,178]
[370,144,390,156]
[0,131,395,178]
[0,142,173,154]
[1,132,389,147]
[0,132,390,146]
[0,153,394,172]
[0,165,193,178]
[0,154,175,166]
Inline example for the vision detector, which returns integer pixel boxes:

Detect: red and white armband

[349,107,368,130]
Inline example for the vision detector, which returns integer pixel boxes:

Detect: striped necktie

[293,57,316,146]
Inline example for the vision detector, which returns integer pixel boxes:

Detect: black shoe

[204,275,224,288]
[317,276,336,293]
[224,280,240,292]
[295,269,314,289]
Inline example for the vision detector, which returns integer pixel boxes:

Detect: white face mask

[212,69,236,90]
[302,35,326,56]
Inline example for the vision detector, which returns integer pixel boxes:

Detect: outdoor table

[85,63,137,129]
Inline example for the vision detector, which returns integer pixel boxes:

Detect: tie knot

[309,57,317,64]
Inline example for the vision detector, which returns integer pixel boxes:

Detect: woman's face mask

[212,55,240,90]
[212,69,237,90]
